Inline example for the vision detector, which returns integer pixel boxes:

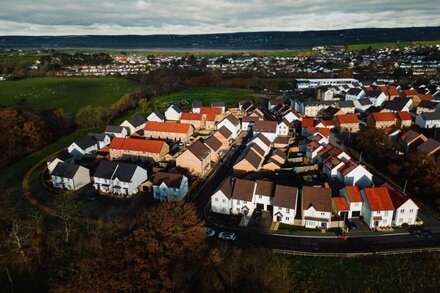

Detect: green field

[0,55,42,64]
[348,40,440,51]
[0,77,140,113]
[155,87,261,109]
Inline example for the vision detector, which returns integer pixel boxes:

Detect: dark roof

[358,98,373,106]
[420,112,440,121]
[152,111,166,120]
[51,162,81,178]
[125,115,146,128]
[192,100,203,108]
[418,100,437,110]
[47,150,74,164]
[273,185,298,209]
[302,186,332,212]
[186,140,211,160]
[93,160,117,179]
[74,136,98,150]
[219,176,234,199]
[205,135,223,152]
[255,133,271,147]
[211,101,225,107]
[273,137,289,145]
[105,125,126,133]
[255,180,274,197]
[224,114,240,126]
[112,162,139,182]
[169,105,182,113]
[417,138,440,154]
[382,182,411,209]
[152,172,184,188]
[401,129,422,144]
[217,126,233,139]
[365,90,383,99]
[254,120,277,133]
[231,179,255,201]
[249,143,265,157]
[322,106,341,116]
[338,100,355,108]
[383,98,411,112]
[346,88,363,96]
[242,148,264,169]
[88,133,107,142]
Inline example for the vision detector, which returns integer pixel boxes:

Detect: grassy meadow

[348,40,440,51]
[0,77,140,113]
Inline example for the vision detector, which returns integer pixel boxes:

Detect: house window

[286,208,290,213]
[355,203,359,207]
[409,209,414,213]
[236,208,240,212]
[286,217,289,220]
[321,212,325,216]
[243,201,247,204]
[222,199,226,203]
[384,211,389,216]
[400,209,404,213]
[215,198,218,202]
[259,195,262,199]
[237,200,240,204]
[383,220,387,224]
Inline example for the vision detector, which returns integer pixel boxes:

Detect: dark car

[411,229,432,239]
[346,219,358,230]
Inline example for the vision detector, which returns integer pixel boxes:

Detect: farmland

[348,40,440,51]
[154,87,263,110]
[0,77,140,113]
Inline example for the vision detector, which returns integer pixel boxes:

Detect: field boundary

[274,247,440,257]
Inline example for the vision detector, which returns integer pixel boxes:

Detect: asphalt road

[189,132,440,253]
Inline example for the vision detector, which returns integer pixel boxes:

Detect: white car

[205,228,215,238]
[218,232,236,241]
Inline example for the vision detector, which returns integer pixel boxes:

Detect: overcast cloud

[0,0,439,35]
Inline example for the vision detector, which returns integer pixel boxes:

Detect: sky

[0,0,439,36]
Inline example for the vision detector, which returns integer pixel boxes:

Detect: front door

[256,203,264,210]
[374,220,379,227]
[277,215,282,222]
[352,211,361,217]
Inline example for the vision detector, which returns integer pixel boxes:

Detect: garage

[352,211,361,217]
[256,203,264,210]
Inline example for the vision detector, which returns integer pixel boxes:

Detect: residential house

[417,138,440,159]
[254,180,274,212]
[416,100,438,115]
[415,112,440,129]
[332,197,350,220]
[231,179,256,217]
[353,98,373,112]
[337,100,356,114]
[214,126,233,147]
[252,133,271,154]
[242,116,260,131]
[152,172,189,201]
[306,139,325,160]
[367,112,396,129]
[211,101,226,113]
[396,111,412,128]
[216,114,241,139]
[164,105,182,121]
[364,90,387,107]
[334,114,360,132]
[192,100,203,113]
[361,187,394,228]
[272,185,298,225]
[47,150,74,173]
[93,160,148,197]
[345,88,365,101]
[337,159,373,188]
[273,137,290,149]
[277,119,291,137]
[300,101,336,117]
[105,125,129,138]
[120,115,147,135]
[282,110,300,123]
[176,140,211,176]
[301,186,332,229]
[211,176,233,214]
[204,135,224,162]
[180,112,204,129]
[50,162,90,191]
[323,155,345,179]
[147,111,166,122]
[143,121,194,142]
[383,183,419,226]
[88,133,111,149]
[109,137,169,162]
[233,145,265,173]
[68,136,99,159]
[400,129,428,152]
[199,107,222,122]
[253,120,278,141]
[384,125,402,143]
[382,98,413,113]
[340,186,363,218]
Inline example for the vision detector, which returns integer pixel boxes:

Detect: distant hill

[1,27,440,50]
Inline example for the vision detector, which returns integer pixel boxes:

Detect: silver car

[218,232,236,241]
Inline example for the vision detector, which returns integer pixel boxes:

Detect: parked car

[411,229,432,239]
[346,220,358,230]
[205,228,215,238]
[218,232,236,241]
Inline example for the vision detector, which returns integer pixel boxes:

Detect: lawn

[347,40,440,51]
[154,87,261,110]
[0,77,140,113]
[0,55,42,64]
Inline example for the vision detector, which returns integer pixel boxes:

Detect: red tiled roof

[302,118,315,128]
[324,155,343,170]
[372,112,396,122]
[363,187,394,211]
[144,121,191,134]
[200,107,222,115]
[336,114,359,124]
[402,89,418,97]
[321,119,335,127]
[396,111,411,121]
[333,197,349,211]
[180,112,203,121]
[205,113,216,121]
[109,137,165,153]
[338,159,358,176]
[344,186,362,202]
[316,127,330,138]
[419,93,434,101]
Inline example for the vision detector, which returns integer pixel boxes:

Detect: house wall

[231,198,255,217]
[153,177,188,201]
[52,176,75,190]
[273,206,296,225]
[342,167,373,188]
[217,119,240,139]
[143,129,192,142]
[72,167,91,190]
[393,200,418,226]
[165,109,181,121]
[276,123,290,137]
[176,151,210,176]
[415,116,440,128]
[120,121,145,135]
[68,143,98,159]
[233,159,259,173]
[213,132,230,147]
[211,190,232,214]
[302,206,332,229]
[109,144,169,162]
